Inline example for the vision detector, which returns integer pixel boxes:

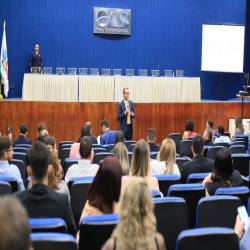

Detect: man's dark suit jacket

[180,155,214,183]
[148,142,161,152]
[13,135,32,146]
[14,184,76,236]
[117,99,135,136]
[78,134,98,144]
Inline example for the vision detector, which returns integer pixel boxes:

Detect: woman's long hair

[113,142,130,175]
[235,116,244,133]
[211,148,234,187]
[131,139,151,177]
[112,177,157,250]
[157,138,176,174]
[88,157,122,214]
[115,131,125,145]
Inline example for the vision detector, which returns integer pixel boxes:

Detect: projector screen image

[201,24,245,73]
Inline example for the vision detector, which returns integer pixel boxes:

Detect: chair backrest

[0,176,18,193]
[150,152,159,159]
[14,144,31,149]
[113,69,122,76]
[128,152,133,165]
[90,68,99,75]
[176,157,191,171]
[203,146,211,158]
[68,176,94,191]
[70,180,92,228]
[187,136,194,140]
[213,142,229,148]
[10,159,25,183]
[179,140,193,158]
[60,148,71,167]
[92,148,107,154]
[232,141,245,146]
[168,133,182,154]
[68,68,77,75]
[61,144,74,150]
[207,146,224,161]
[79,68,88,75]
[165,70,172,77]
[0,181,12,196]
[92,144,103,148]
[129,143,136,152]
[151,69,160,77]
[126,69,134,76]
[176,228,239,250]
[231,154,250,177]
[139,69,147,76]
[187,173,210,184]
[151,189,162,197]
[93,152,113,164]
[64,158,80,177]
[124,141,136,150]
[105,144,115,152]
[31,233,77,250]
[12,152,28,169]
[79,214,118,250]
[153,174,181,197]
[229,145,246,154]
[176,70,184,77]
[224,132,231,138]
[29,218,67,233]
[168,184,205,228]
[13,147,29,154]
[102,68,110,76]
[153,197,188,250]
[58,141,74,159]
[197,195,241,228]
[235,135,248,150]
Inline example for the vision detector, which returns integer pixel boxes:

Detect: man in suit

[77,121,97,144]
[14,141,76,236]
[100,119,117,145]
[203,128,214,146]
[33,122,47,142]
[147,128,161,151]
[180,134,214,183]
[13,124,32,146]
[117,87,135,140]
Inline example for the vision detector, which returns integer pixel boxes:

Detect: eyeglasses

[124,92,129,94]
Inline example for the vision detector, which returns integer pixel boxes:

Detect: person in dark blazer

[117,88,135,140]
[13,124,32,146]
[77,121,97,144]
[180,134,214,183]
[100,119,117,145]
[14,141,76,236]
[147,128,161,152]
[203,128,214,146]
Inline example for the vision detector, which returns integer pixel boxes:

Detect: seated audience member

[147,128,161,152]
[115,131,125,145]
[234,215,250,250]
[234,116,244,137]
[78,121,98,144]
[13,124,32,146]
[33,122,46,142]
[205,119,217,137]
[122,139,159,190]
[113,142,130,175]
[0,196,32,250]
[65,137,99,183]
[70,125,94,161]
[14,141,76,236]
[203,128,214,146]
[202,148,243,196]
[150,138,180,176]
[100,119,117,145]
[37,129,48,142]
[214,125,230,143]
[0,136,24,191]
[80,157,122,218]
[44,136,61,168]
[102,178,166,250]
[183,119,196,140]
[181,134,214,183]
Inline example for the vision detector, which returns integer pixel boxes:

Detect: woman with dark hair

[202,148,243,196]
[80,156,122,218]
[183,119,196,140]
[234,116,244,137]
[115,131,125,145]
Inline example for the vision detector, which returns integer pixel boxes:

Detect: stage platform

[0,100,249,145]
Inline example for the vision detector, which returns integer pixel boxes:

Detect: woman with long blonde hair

[151,138,180,176]
[102,178,166,250]
[122,139,159,190]
[234,116,244,137]
[113,142,130,175]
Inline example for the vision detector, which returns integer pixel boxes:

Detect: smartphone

[238,206,249,231]
[8,125,11,135]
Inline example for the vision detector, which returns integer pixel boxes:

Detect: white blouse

[150,160,180,176]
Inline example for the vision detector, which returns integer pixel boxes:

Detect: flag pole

[0,21,5,99]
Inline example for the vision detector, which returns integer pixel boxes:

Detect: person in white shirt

[214,125,231,143]
[150,138,180,176]
[65,136,99,183]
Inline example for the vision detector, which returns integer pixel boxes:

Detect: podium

[236,94,250,119]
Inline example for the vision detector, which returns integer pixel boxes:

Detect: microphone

[58,61,62,75]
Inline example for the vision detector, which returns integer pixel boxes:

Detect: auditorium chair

[150,152,159,159]
[29,218,67,233]
[103,144,115,152]
[224,132,231,138]
[213,142,229,148]
[0,176,18,193]
[14,144,31,149]
[176,157,191,171]
[13,147,29,154]
[187,136,194,140]
[128,152,133,165]
[58,141,74,159]
[13,152,28,169]
[229,145,246,154]
[186,173,210,184]
[0,181,12,195]
[10,159,25,183]
[93,152,113,164]
[235,135,249,151]
[168,133,182,154]
[232,141,246,146]
[60,148,71,168]
[196,196,241,228]
[92,148,107,154]
[70,180,92,228]
[61,144,73,150]
[151,189,162,197]
[124,140,136,151]
[129,143,136,152]
[203,146,211,158]
[179,140,193,158]
[153,197,188,250]
[68,176,94,191]
[176,228,239,250]
[168,184,205,228]
[215,186,250,208]
[207,146,224,161]
[153,174,181,196]
[31,233,77,250]
[92,144,103,148]
[79,214,118,250]
[231,153,250,177]
[63,158,80,177]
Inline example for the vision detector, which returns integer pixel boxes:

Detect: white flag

[1,26,9,97]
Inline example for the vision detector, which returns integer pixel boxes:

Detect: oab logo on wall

[93,7,131,35]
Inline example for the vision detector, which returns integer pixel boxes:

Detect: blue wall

[0,0,247,100]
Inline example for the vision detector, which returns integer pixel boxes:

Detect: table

[228,118,250,139]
